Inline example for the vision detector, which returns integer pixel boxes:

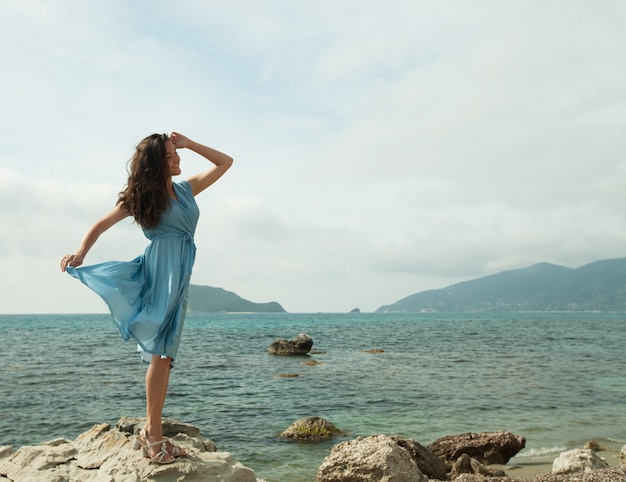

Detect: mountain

[188,284,286,313]
[376,258,626,313]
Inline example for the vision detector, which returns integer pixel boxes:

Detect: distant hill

[188,284,286,313]
[376,258,626,313]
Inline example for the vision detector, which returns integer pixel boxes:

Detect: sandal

[166,440,188,457]
[140,428,188,458]
[132,432,175,464]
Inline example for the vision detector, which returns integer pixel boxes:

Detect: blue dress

[67,181,199,363]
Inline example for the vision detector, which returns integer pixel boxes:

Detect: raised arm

[170,132,233,196]
[61,203,130,272]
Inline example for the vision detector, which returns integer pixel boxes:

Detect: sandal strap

[152,447,172,463]
[167,439,187,456]
[146,438,168,449]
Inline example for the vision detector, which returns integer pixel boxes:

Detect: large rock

[280,417,344,440]
[428,430,526,467]
[552,448,610,475]
[450,453,505,479]
[389,436,448,480]
[268,333,313,355]
[317,434,428,482]
[0,418,257,482]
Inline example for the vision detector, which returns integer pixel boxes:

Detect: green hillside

[377,258,626,313]
[188,284,286,313]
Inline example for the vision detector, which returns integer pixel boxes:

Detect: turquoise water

[2,312,626,481]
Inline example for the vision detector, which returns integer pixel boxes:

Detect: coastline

[492,447,622,479]
[2,425,624,481]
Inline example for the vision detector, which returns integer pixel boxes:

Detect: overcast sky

[1,1,625,314]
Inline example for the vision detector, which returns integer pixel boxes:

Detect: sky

[1,0,626,314]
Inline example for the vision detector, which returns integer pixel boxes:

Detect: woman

[60,132,233,464]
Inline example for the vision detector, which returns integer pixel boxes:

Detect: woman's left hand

[61,253,84,272]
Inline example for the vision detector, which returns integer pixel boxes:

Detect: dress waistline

[151,232,194,241]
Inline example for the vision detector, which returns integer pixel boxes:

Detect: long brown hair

[118,133,171,229]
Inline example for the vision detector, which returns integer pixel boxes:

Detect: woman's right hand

[61,253,83,272]
[169,131,191,149]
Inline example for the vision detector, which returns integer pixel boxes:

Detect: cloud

[1,1,626,313]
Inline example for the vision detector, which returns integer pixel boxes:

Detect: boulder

[389,436,447,480]
[280,417,344,440]
[317,434,428,482]
[0,418,257,482]
[428,430,525,467]
[584,439,607,452]
[552,448,610,474]
[450,453,505,479]
[268,333,313,355]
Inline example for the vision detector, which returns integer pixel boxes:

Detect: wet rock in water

[302,359,321,366]
[268,333,313,355]
[317,434,428,482]
[280,417,344,440]
[428,430,526,467]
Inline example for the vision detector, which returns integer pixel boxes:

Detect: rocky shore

[0,417,259,482]
[2,416,626,482]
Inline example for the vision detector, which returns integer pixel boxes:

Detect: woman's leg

[143,355,173,459]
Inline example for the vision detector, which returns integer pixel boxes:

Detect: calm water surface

[2,312,626,481]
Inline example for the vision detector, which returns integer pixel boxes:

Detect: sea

[2,312,626,481]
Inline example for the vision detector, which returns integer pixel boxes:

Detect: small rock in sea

[362,348,384,354]
[268,333,313,355]
[280,417,344,440]
[301,359,321,366]
[275,373,300,378]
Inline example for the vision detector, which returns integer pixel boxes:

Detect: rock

[389,436,447,480]
[428,430,526,467]
[451,469,626,481]
[268,333,313,355]
[317,434,428,482]
[302,360,321,366]
[584,440,607,452]
[115,416,201,438]
[552,448,610,475]
[450,453,505,479]
[0,447,14,459]
[280,417,344,440]
[0,418,257,482]
[0,438,77,482]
